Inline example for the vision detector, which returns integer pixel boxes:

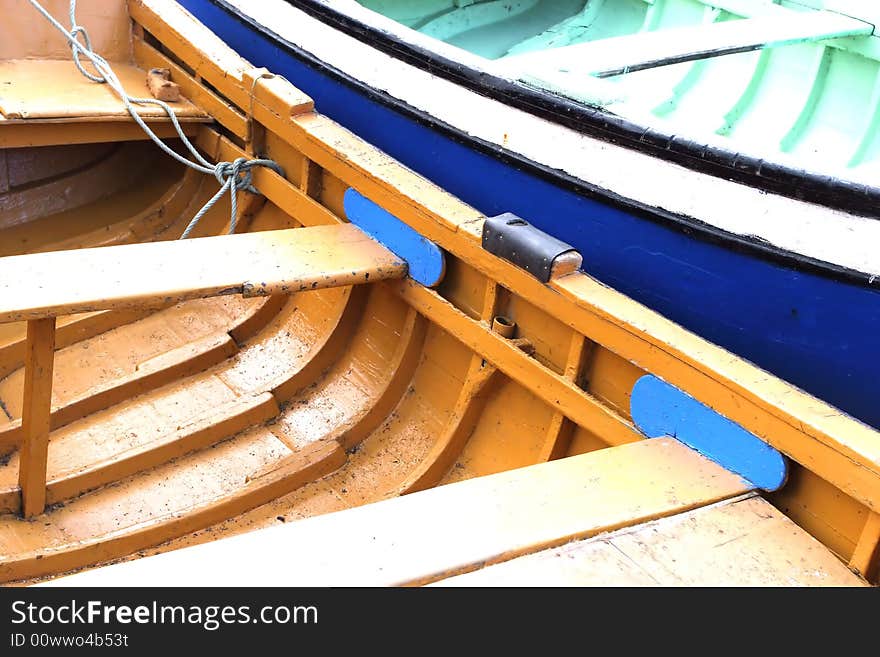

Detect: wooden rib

[283,113,880,511]
[0,309,152,380]
[0,333,239,454]
[0,438,346,584]
[299,158,323,198]
[0,224,405,323]
[0,393,280,513]
[336,307,427,451]
[651,6,723,116]
[17,318,55,518]
[34,164,202,253]
[718,47,773,134]
[397,278,503,492]
[538,332,591,462]
[49,438,752,586]
[229,295,289,345]
[848,75,880,167]
[779,45,832,152]
[268,286,366,403]
[391,279,643,447]
[397,358,498,494]
[849,512,880,582]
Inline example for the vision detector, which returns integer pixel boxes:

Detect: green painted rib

[652,5,724,116]
[849,74,880,167]
[358,0,880,175]
[779,45,832,152]
[717,47,773,135]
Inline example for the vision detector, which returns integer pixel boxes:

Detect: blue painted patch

[180,0,880,433]
[343,188,445,287]
[631,375,787,491]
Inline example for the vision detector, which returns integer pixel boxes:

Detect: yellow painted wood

[2,437,346,584]
[229,295,289,345]
[128,0,313,119]
[0,392,280,513]
[0,0,132,61]
[0,118,204,149]
[196,130,340,229]
[0,224,405,323]
[552,274,880,512]
[435,496,867,587]
[0,299,262,419]
[850,512,880,582]
[391,279,643,447]
[0,309,151,380]
[539,333,590,462]
[334,307,427,451]
[44,438,751,586]
[131,38,248,140]
[0,330,240,454]
[0,61,210,121]
[17,318,56,518]
[396,358,498,494]
[286,113,880,513]
[269,287,366,403]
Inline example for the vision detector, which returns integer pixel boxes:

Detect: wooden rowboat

[178,0,880,432]
[0,0,878,587]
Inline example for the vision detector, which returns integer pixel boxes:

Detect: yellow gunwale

[0,0,876,586]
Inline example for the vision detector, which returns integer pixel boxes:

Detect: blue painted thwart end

[343,188,445,288]
[630,375,788,491]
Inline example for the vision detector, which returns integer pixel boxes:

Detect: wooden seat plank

[0,60,211,120]
[500,10,873,78]
[434,495,866,586]
[0,223,407,323]
[44,438,754,586]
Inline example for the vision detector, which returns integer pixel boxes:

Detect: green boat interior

[356,0,880,180]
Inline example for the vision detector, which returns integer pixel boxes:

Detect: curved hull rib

[180,0,880,430]
[0,0,877,588]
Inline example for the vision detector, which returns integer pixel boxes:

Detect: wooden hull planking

[0,0,877,586]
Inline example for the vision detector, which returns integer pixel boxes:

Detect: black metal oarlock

[481,213,582,283]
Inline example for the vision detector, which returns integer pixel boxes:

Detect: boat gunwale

[242,0,880,280]
[2,0,878,578]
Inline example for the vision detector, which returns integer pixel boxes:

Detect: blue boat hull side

[181,0,880,428]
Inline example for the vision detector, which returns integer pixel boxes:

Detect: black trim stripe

[286,0,880,218]
[207,0,880,289]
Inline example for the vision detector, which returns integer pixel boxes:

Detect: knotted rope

[27,0,284,239]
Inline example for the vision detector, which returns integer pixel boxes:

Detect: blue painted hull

[181,0,880,428]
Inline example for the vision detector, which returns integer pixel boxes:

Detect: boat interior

[0,0,877,586]
[354,0,880,181]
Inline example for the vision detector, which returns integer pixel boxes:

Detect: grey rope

[27,0,283,238]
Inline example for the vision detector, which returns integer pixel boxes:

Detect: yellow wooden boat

[0,0,877,588]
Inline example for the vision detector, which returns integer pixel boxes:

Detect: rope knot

[214,158,256,194]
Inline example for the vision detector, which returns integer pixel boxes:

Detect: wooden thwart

[435,495,867,586]
[1,223,405,518]
[0,224,407,323]
[0,60,212,147]
[501,10,874,78]
[0,60,209,121]
[47,438,755,586]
